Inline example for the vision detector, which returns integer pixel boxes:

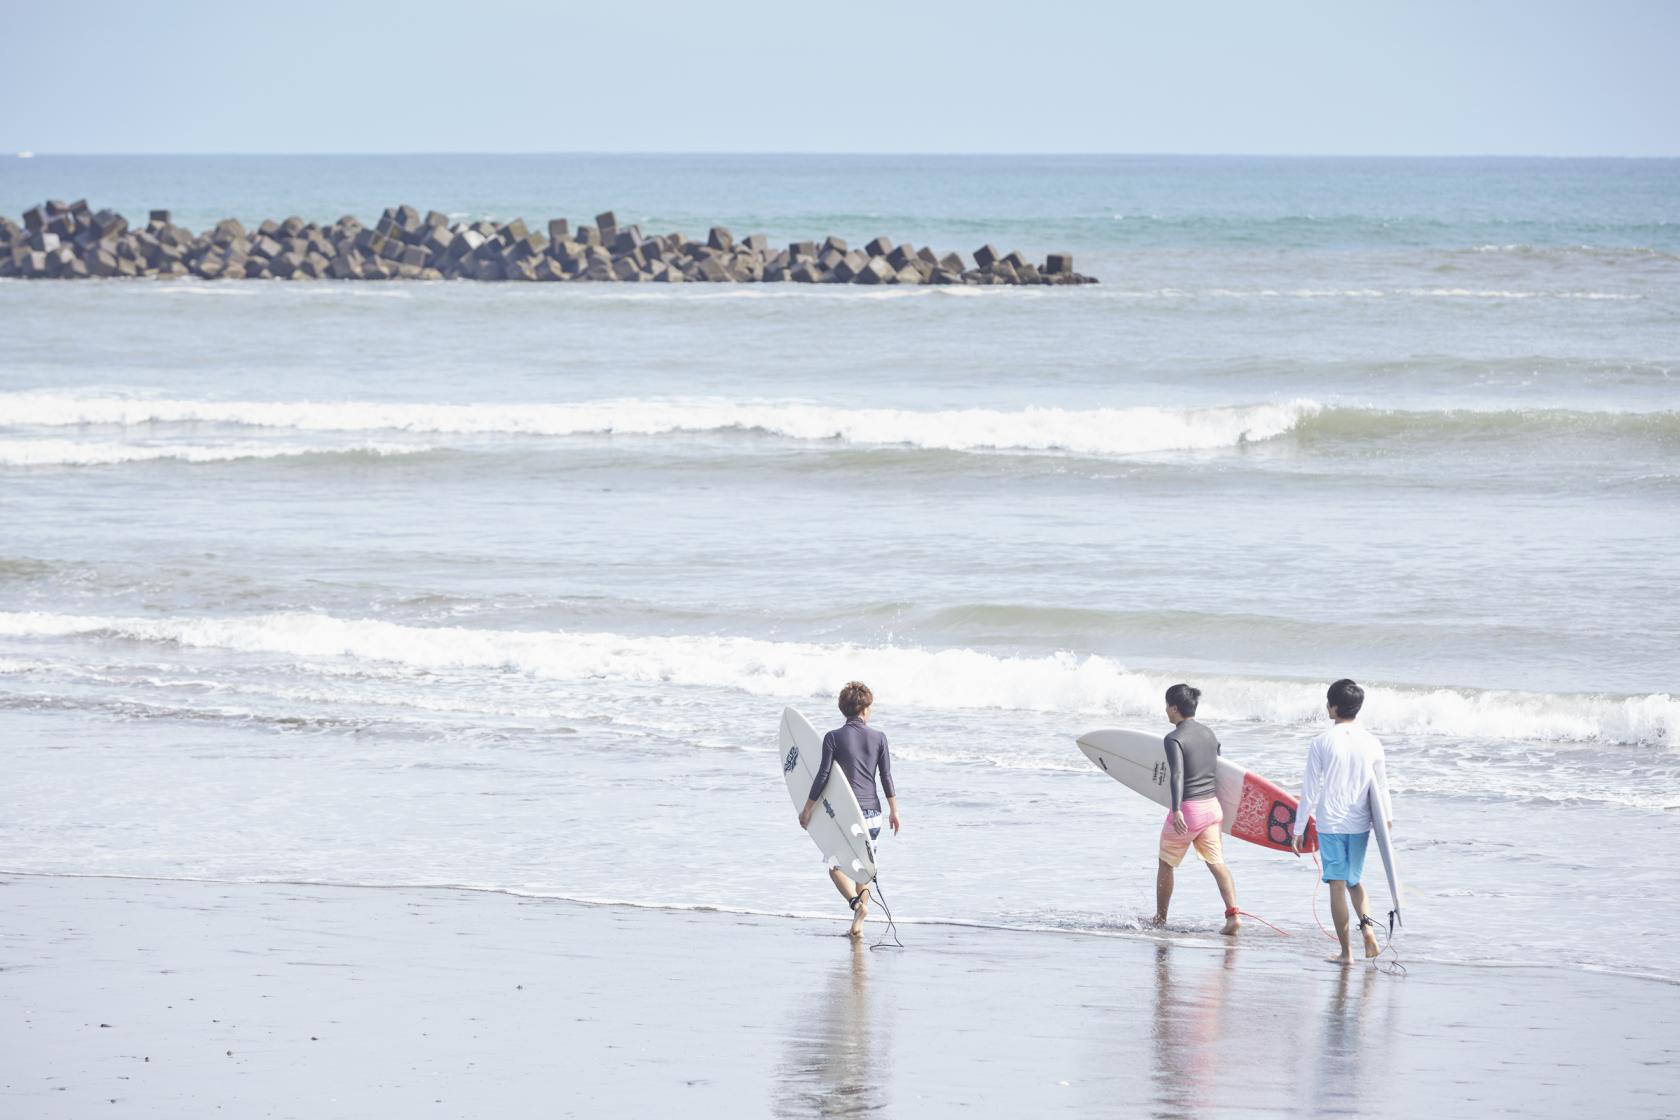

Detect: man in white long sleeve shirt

[1290,678,1394,964]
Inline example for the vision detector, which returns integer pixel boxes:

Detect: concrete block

[28,230,60,253]
[886,244,916,270]
[696,257,729,283]
[575,225,602,248]
[23,206,47,232]
[281,216,306,238]
[418,268,444,282]
[449,229,485,260]
[857,256,896,284]
[252,234,283,259]
[790,263,824,284]
[930,269,961,285]
[940,252,965,273]
[832,255,865,283]
[611,228,642,255]
[94,210,129,239]
[917,247,938,265]
[501,218,529,242]
[708,226,734,252]
[821,236,848,254]
[548,219,570,240]
[401,245,427,268]
[742,233,768,254]
[148,209,171,225]
[974,244,999,268]
[788,240,816,259]
[584,259,615,281]
[595,211,618,237]
[117,258,140,278]
[394,204,422,234]
[818,247,845,271]
[1004,250,1027,269]
[395,263,424,280]
[379,237,405,262]
[865,236,892,258]
[992,260,1020,283]
[211,218,245,244]
[508,232,548,260]
[87,247,119,277]
[1045,252,1073,275]
[329,254,359,280]
[654,264,685,282]
[537,258,569,282]
[424,210,449,230]
[422,226,455,257]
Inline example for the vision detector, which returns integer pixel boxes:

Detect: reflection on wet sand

[1149,943,1238,1119]
[1309,966,1378,1117]
[773,941,891,1117]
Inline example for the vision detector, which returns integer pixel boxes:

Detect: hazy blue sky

[4,0,1676,156]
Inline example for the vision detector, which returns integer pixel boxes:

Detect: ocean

[1,154,1676,984]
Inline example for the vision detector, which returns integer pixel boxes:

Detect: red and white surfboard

[1076,728,1318,854]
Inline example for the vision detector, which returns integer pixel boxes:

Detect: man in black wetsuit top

[798,680,902,937]
[1155,683,1241,935]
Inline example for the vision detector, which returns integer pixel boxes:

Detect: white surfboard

[1076,728,1318,853]
[1368,785,1402,927]
[780,707,877,887]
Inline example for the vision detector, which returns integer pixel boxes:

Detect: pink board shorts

[1159,796,1225,867]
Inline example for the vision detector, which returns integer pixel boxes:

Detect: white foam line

[0,610,1671,745]
[0,395,1321,459]
[0,439,434,466]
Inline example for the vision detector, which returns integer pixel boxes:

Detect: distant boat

[16,151,33,159]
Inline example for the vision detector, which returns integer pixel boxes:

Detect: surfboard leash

[867,876,905,952]
[1309,853,1406,975]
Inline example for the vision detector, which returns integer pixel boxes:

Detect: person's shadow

[773,940,891,1117]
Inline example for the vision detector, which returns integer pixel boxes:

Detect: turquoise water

[1,155,1676,981]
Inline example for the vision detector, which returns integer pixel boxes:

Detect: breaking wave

[1,610,1671,746]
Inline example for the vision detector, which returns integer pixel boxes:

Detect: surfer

[798,681,901,938]
[1291,679,1394,965]
[1155,684,1242,936]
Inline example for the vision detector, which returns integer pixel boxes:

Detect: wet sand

[2,874,1675,1118]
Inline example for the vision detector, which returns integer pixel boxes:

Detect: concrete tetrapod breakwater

[0,200,1097,286]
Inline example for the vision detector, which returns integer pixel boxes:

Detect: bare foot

[1149,914,1167,927]
[1221,913,1242,936]
[848,887,870,937]
[1359,916,1381,958]
[1327,954,1353,966]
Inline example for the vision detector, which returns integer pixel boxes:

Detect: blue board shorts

[1319,831,1370,886]
[862,809,883,841]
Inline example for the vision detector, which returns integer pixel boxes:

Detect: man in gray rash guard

[1155,683,1242,935]
[798,680,902,938]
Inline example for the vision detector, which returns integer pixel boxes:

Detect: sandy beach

[3,873,1674,1118]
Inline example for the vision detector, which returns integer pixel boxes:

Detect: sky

[2,0,1676,156]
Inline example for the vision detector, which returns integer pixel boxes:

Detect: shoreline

[9,869,1677,989]
[4,873,1675,1118]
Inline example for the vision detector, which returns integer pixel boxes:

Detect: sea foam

[0,394,1319,458]
[2,610,1670,746]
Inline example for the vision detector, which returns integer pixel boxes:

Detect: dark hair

[838,681,874,719]
[1164,683,1200,717]
[1327,678,1364,719]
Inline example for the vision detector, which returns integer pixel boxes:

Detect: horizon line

[7,150,1679,161]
